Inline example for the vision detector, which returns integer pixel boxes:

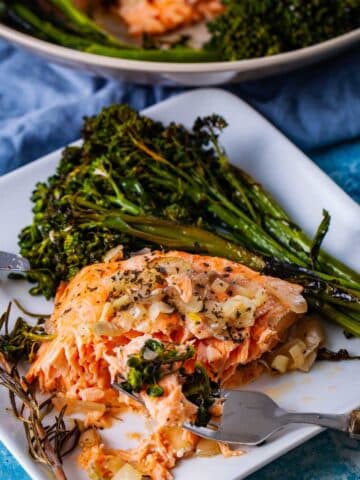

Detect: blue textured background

[0,38,359,479]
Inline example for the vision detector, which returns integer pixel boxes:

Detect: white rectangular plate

[0,89,359,480]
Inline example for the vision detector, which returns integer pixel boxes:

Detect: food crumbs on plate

[262,381,296,400]
[127,432,143,441]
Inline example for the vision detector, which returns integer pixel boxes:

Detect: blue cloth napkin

[0,40,359,176]
[0,38,359,480]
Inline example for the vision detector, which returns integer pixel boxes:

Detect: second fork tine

[112,382,146,406]
[183,422,220,440]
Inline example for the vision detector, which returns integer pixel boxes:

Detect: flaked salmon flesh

[27,250,307,479]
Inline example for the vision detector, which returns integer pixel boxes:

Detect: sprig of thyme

[0,304,80,480]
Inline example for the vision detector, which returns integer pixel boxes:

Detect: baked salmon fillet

[27,250,307,479]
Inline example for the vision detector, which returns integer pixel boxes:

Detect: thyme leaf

[0,303,54,363]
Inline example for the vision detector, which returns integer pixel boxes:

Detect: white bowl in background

[0,23,359,86]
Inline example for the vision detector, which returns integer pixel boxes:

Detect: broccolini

[207,0,360,61]
[17,104,360,336]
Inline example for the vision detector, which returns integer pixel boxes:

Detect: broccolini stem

[207,136,258,221]
[263,215,360,288]
[74,198,360,314]
[219,169,258,222]
[228,165,360,287]
[338,308,360,323]
[85,45,221,62]
[310,301,360,338]
[99,167,144,215]
[232,167,291,220]
[318,250,360,286]
[129,134,306,264]
[74,198,266,271]
[10,3,95,49]
[208,203,304,264]
[48,0,119,43]
[307,287,360,313]
[263,259,360,300]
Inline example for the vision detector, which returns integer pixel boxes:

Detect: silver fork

[113,384,360,445]
[0,251,30,272]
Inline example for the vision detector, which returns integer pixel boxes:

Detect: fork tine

[113,384,221,441]
[112,382,145,406]
[183,422,219,440]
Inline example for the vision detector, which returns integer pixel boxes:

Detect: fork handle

[278,409,360,439]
